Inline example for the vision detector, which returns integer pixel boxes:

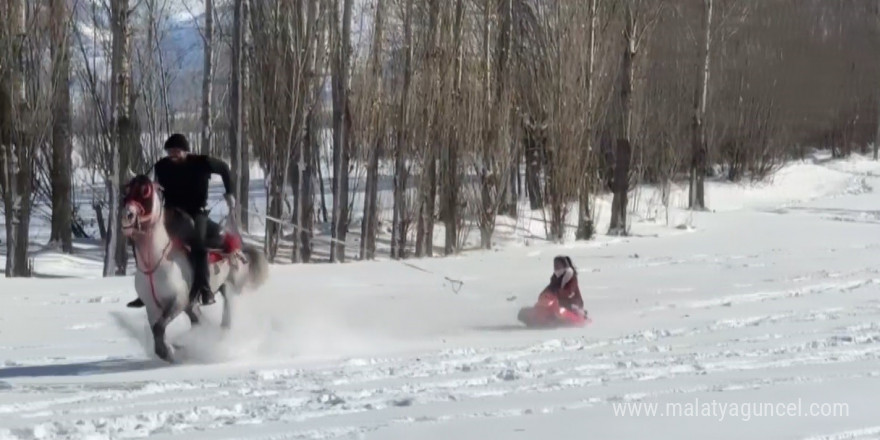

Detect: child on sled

[546,255,587,318]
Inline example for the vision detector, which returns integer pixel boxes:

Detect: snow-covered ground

[3,153,880,439]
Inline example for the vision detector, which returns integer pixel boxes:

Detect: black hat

[164,133,190,151]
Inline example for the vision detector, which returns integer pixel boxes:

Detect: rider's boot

[189,211,216,306]
[127,298,145,308]
[189,248,215,305]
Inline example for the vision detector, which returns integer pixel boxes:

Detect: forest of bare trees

[2,0,880,277]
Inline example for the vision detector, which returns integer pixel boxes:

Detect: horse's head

[121,174,162,236]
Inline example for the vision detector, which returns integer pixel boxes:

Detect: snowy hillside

[2,153,880,439]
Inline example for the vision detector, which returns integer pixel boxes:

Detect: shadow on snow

[0,358,166,379]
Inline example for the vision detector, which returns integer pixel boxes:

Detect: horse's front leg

[152,302,182,362]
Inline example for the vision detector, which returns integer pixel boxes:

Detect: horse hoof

[155,343,175,363]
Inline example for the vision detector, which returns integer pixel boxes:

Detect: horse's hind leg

[219,285,232,330]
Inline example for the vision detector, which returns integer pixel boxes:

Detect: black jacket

[153,155,234,216]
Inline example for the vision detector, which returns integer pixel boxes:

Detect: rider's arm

[151,159,165,189]
[206,157,234,196]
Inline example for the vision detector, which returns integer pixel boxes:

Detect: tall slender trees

[9,0,880,270]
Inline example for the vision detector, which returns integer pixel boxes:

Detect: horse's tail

[242,243,269,289]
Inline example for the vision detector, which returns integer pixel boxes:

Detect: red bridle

[122,182,162,236]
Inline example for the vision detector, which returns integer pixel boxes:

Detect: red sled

[517,290,590,328]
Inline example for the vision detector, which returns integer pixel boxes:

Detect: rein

[127,200,170,309]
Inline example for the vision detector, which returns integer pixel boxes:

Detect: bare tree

[1,0,29,276]
[474,0,515,250]
[689,0,713,210]
[290,0,324,263]
[105,0,135,276]
[441,0,465,256]
[239,0,251,231]
[415,0,442,258]
[135,0,176,167]
[609,0,663,236]
[229,0,243,226]
[391,0,415,259]
[200,0,214,155]
[48,0,73,253]
[330,0,354,262]
[576,0,600,241]
[360,0,385,261]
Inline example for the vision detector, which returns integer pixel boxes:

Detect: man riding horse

[127,133,236,308]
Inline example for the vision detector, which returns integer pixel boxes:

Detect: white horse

[121,174,268,362]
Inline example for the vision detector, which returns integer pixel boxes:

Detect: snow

[3,152,880,439]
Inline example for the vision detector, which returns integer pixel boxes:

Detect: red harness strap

[134,228,172,311]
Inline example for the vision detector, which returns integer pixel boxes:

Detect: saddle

[170,233,243,264]
[164,208,244,264]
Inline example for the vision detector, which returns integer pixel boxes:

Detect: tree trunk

[497,0,515,219]
[200,0,213,155]
[265,170,283,263]
[424,148,437,256]
[13,139,32,276]
[361,0,384,261]
[300,108,317,263]
[576,0,598,241]
[104,0,131,277]
[0,0,27,276]
[229,0,243,224]
[609,139,631,236]
[331,0,353,263]
[239,0,251,230]
[524,123,544,210]
[290,158,301,262]
[689,0,712,210]
[415,0,441,258]
[114,95,136,276]
[330,0,340,260]
[392,0,414,260]
[609,6,635,236]
[479,0,492,250]
[50,0,73,253]
[317,153,329,223]
[362,134,381,260]
[442,0,465,256]
[93,202,107,241]
[0,144,17,276]
[504,159,517,216]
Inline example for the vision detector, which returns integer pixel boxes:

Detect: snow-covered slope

[2,154,880,439]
